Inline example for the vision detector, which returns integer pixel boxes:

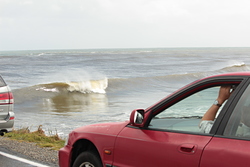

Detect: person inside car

[199,85,232,133]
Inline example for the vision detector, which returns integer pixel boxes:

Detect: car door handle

[178,144,197,154]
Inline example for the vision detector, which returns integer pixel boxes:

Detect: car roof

[204,72,250,79]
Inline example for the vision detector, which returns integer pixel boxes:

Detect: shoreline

[0,136,58,167]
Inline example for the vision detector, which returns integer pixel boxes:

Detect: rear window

[0,76,6,87]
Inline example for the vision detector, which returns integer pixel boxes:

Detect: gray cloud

[1,0,250,50]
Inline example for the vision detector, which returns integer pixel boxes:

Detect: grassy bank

[4,125,65,150]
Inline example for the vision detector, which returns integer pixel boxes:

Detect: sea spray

[67,78,108,94]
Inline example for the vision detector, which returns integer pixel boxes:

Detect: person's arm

[201,86,232,121]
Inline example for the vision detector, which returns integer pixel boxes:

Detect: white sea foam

[37,53,45,56]
[227,60,245,67]
[67,78,108,94]
[36,87,59,92]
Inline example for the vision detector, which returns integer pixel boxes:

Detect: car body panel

[0,111,14,131]
[200,137,250,167]
[0,86,11,119]
[68,121,129,146]
[113,126,212,167]
[58,145,73,167]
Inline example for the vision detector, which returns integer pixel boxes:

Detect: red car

[59,72,250,167]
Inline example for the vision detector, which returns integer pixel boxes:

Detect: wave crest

[36,78,108,94]
[221,62,247,71]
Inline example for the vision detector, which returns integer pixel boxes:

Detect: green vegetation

[4,125,65,150]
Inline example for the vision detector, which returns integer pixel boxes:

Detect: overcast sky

[1,0,250,51]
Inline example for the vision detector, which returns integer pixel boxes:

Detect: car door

[200,80,250,167]
[113,127,212,167]
[113,79,244,167]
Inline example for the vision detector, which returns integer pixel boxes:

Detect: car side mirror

[130,109,145,127]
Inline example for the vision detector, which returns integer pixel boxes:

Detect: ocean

[0,47,250,138]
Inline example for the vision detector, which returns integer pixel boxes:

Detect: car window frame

[144,76,247,136]
[214,78,250,136]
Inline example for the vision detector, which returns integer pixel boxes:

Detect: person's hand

[201,85,232,122]
[217,86,232,103]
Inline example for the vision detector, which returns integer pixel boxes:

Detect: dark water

[1,47,250,137]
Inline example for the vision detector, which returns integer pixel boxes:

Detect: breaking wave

[220,62,249,72]
[36,78,108,94]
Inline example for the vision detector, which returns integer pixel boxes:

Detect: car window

[224,84,250,139]
[0,76,6,87]
[149,87,223,133]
